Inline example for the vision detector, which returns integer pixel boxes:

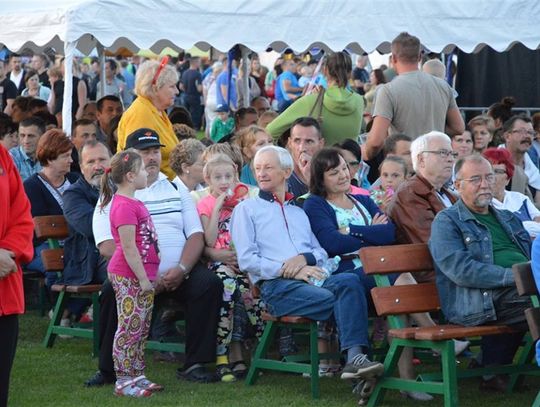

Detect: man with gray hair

[231,145,384,390]
[364,32,464,160]
[387,131,458,282]
[430,154,531,392]
[422,59,446,80]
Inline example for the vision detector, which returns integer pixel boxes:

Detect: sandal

[114,379,152,398]
[216,364,236,383]
[230,361,248,379]
[134,375,164,392]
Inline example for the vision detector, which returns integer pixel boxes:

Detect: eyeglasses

[458,174,496,186]
[423,150,459,159]
[347,160,360,167]
[510,128,535,137]
[493,169,507,175]
[152,55,170,86]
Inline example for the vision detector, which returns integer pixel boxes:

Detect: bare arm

[445,107,465,136]
[363,116,391,160]
[282,79,303,98]
[117,225,152,290]
[76,80,87,119]
[97,239,115,260]
[3,98,14,115]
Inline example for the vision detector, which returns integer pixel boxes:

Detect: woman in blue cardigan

[303,147,395,383]
[303,148,395,278]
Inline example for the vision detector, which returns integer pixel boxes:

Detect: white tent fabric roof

[2,0,540,55]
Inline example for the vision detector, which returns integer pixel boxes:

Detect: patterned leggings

[215,265,264,356]
[110,274,154,378]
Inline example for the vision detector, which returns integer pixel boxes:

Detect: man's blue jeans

[260,272,369,351]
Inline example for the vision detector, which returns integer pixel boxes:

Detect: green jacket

[267,86,364,146]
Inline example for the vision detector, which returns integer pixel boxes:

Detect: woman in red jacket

[0,144,34,407]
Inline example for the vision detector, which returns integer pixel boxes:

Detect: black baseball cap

[125,128,165,150]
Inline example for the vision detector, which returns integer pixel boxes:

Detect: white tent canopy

[2,0,540,132]
[3,0,540,55]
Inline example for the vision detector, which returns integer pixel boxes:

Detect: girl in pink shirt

[100,150,161,397]
[197,154,263,382]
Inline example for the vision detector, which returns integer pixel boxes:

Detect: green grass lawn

[9,311,540,407]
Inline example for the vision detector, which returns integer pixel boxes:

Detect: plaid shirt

[9,146,42,181]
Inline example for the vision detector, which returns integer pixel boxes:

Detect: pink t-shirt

[197,194,232,250]
[108,194,160,281]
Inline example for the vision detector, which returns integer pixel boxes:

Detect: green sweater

[266,86,364,146]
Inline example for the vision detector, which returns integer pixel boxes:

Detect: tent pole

[62,41,75,137]
[97,43,106,101]
[240,45,249,108]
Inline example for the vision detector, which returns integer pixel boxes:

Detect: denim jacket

[429,199,531,326]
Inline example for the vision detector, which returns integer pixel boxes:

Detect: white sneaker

[400,390,434,401]
[453,339,470,356]
[59,317,73,339]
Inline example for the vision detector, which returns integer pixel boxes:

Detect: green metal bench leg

[91,292,100,357]
[533,390,540,407]
[367,339,404,407]
[43,291,68,348]
[507,334,534,393]
[440,340,459,407]
[245,320,277,386]
[309,322,320,399]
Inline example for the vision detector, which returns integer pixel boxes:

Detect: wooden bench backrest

[41,248,64,273]
[359,243,434,275]
[512,262,539,297]
[371,283,441,316]
[512,262,540,341]
[34,215,69,240]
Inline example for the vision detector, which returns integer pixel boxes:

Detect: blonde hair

[202,143,243,176]
[468,115,495,132]
[135,60,178,98]
[203,153,237,180]
[233,125,269,161]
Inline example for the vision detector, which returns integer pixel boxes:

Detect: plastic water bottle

[310,256,341,287]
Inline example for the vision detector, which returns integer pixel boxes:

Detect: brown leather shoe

[479,375,508,393]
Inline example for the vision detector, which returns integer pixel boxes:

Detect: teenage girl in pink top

[100,150,161,397]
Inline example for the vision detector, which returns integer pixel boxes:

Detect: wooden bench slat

[42,248,64,272]
[359,244,434,275]
[262,312,313,324]
[412,324,515,341]
[512,262,539,297]
[371,283,440,316]
[525,307,540,341]
[34,215,69,240]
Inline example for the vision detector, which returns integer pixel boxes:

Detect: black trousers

[482,286,530,366]
[98,262,223,376]
[0,315,18,407]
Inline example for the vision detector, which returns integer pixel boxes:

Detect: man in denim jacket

[429,154,531,392]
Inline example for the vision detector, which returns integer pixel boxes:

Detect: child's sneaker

[114,379,152,398]
[302,364,334,378]
[134,375,163,392]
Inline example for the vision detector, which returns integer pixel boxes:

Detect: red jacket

[0,145,34,316]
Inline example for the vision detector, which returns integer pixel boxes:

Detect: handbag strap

[308,89,325,123]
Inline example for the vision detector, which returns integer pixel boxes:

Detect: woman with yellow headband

[117,57,179,179]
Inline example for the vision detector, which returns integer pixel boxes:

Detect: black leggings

[0,315,18,407]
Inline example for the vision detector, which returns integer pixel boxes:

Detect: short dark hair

[106,59,117,71]
[234,107,258,126]
[79,140,111,164]
[72,118,96,133]
[384,133,412,156]
[309,147,343,197]
[488,96,515,124]
[335,138,361,161]
[502,114,531,134]
[391,32,421,64]
[169,106,194,128]
[27,98,48,112]
[0,114,16,139]
[96,95,121,112]
[19,117,46,134]
[291,116,322,135]
[32,111,58,128]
